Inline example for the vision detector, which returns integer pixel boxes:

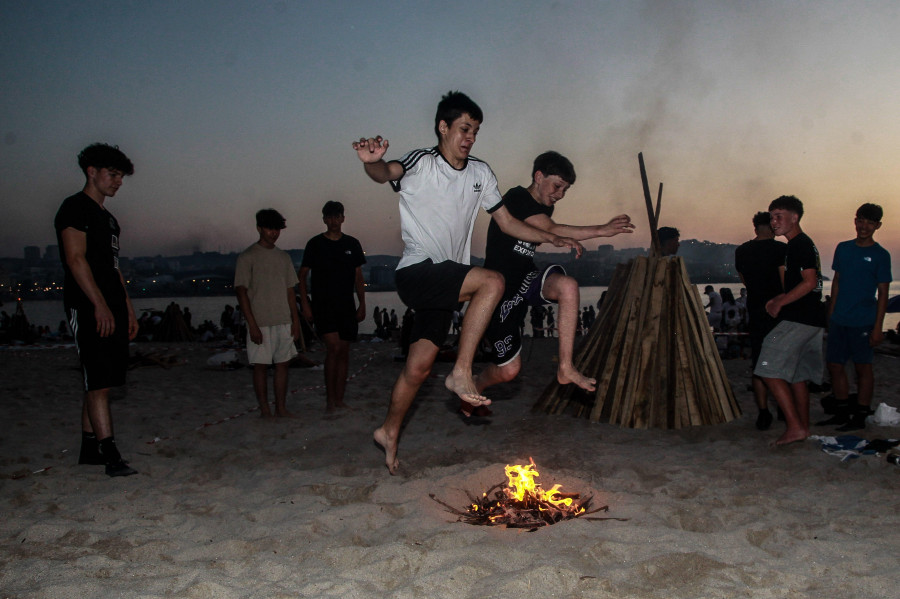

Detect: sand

[2,338,900,599]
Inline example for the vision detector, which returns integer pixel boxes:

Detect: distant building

[24,246,40,266]
[44,245,60,263]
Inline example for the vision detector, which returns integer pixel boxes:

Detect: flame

[433,457,606,528]
[503,459,580,510]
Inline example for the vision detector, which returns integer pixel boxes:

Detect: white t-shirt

[390,147,502,270]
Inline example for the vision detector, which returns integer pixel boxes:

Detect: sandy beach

[2,337,899,598]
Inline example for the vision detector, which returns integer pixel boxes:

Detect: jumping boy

[823,203,891,430]
[470,151,634,416]
[55,143,139,477]
[353,91,582,474]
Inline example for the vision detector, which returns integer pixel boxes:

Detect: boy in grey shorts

[754,195,825,445]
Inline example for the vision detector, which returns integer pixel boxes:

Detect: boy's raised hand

[602,214,635,236]
[352,136,390,163]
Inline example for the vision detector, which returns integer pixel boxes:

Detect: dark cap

[256,209,286,229]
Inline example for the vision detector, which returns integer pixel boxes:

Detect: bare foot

[445,371,491,408]
[326,402,353,413]
[557,364,597,392]
[775,427,808,446]
[459,400,493,418]
[373,427,399,474]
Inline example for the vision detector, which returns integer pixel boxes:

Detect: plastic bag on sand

[872,403,900,426]
[206,350,243,370]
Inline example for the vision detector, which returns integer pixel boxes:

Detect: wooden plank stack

[532,154,740,429]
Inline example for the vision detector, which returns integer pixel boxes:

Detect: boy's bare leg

[82,389,113,439]
[542,273,596,391]
[444,267,503,406]
[827,361,850,400]
[252,364,273,417]
[855,363,874,408]
[374,339,440,474]
[461,358,521,417]
[764,377,809,445]
[323,332,351,411]
[752,375,770,410]
[273,361,294,417]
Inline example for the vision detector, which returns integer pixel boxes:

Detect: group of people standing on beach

[734,199,891,445]
[54,89,890,478]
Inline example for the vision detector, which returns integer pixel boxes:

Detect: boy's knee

[403,363,432,386]
[484,269,504,291]
[545,273,578,301]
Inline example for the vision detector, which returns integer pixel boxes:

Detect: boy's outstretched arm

[525,213,635,242]
[491,205,585,257]
[352,136,403,183]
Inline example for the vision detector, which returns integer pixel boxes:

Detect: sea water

[13,281,900,338]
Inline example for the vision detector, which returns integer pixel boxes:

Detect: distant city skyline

[2,2,897,282]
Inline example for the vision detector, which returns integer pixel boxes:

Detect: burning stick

[431,459,625,530]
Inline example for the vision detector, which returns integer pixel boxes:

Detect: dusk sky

[2,1,897,278]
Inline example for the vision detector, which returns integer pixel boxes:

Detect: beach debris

[206,350,244,370]
[534,153,740,429]
[430,459,621,530]
[128,351,182,369]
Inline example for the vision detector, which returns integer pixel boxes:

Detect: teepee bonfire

[533,153,740,429]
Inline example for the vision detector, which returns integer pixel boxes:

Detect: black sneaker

[755,409,774,431]
[78,440,105,465]
[836,408,872,432]
[105,460,138,477]
[816,400,851,426]
[808,381,831,393]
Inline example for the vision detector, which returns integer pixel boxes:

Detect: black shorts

[312,300,358,342]
[67,305,129,391]
[483,265,564,366]
[396,259,472,347]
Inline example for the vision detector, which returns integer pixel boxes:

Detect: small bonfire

[430,459,619,529]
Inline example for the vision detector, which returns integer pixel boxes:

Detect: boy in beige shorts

[235,209,301,417]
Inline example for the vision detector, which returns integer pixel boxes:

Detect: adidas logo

[473,182,482,194]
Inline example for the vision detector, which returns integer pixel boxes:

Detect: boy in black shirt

[299,201,367,412]
[735,211,787,430]
[54,143,138,477]
[470,151,633,416]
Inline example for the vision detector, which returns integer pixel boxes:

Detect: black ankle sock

[79,431,105,464]
[98,436,123,464]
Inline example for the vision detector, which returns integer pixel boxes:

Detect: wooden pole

[654,182,663,229]
[638,153,660,258]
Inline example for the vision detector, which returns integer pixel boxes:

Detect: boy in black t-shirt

[753,195,825,445]
[470,151,634,416]
[299,201,367,412]
[735,211,787,430]
[54,143,138,477]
